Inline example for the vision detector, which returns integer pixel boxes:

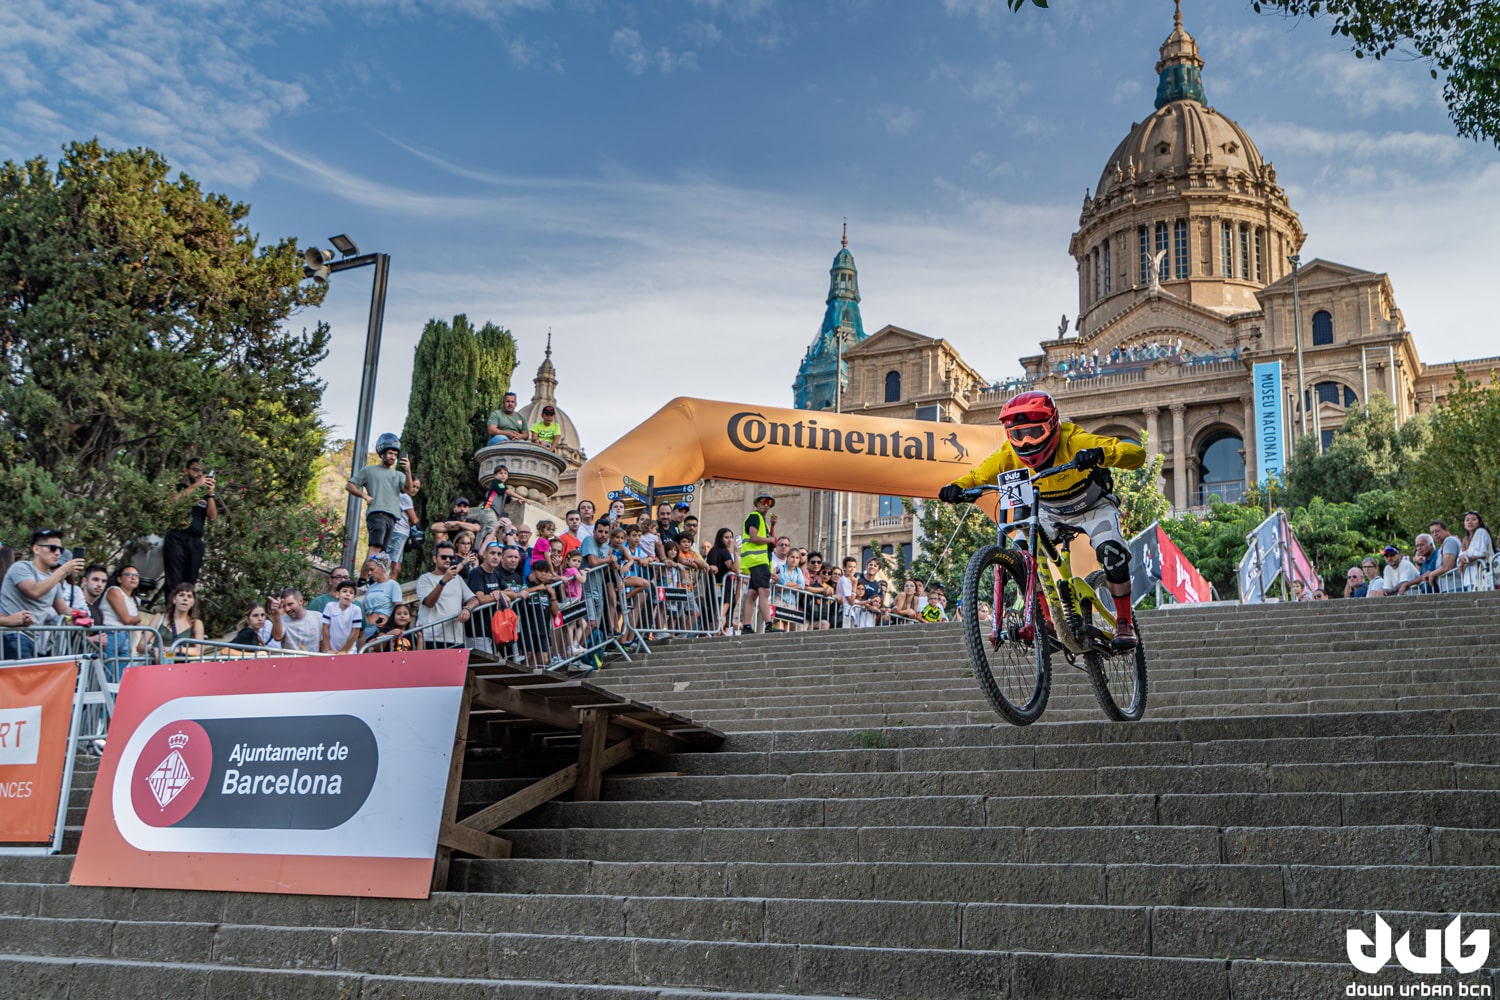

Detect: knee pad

[1096,540,1131,585]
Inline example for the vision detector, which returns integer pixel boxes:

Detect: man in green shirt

[346,433,414,558]
[487,392,530,445]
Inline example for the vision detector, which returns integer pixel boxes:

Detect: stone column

[1143,406,1160,461]
[1240,394,1255,487]
[1170,403,1188,510]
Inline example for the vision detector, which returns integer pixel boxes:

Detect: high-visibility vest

[741,510,771,569]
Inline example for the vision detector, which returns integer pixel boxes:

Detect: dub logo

[1347,915,1489,975]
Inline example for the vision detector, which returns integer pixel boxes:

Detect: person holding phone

[0,529,86,658]
[163,457,218,592]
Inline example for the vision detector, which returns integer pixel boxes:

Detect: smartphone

[71,546,84,562]
[208,469,216,478]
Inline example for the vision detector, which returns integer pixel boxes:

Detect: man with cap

[739,491,778,634]
[431,497,485,544]
[346,433,414,559]
[530,404,563,451]
[1369,544,1418,597]
[487,392,530,445]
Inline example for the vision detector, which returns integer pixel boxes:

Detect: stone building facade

[694,8,1499,565]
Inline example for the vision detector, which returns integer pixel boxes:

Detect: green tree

[401,314,482,533]
[0,140,332,634]
[1161,498,1270,599]
[1114,431,1171,536]
[472,322,518,455]
[1283,393,1428,509]
[1288,490,1403,593]
[1400,371,1500,528]
[906,497,997,603]
[1252,0,1500,147]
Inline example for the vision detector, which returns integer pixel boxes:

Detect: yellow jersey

[949,423,1146,511]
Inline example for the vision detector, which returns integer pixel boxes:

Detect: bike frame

[969,460,1118,656]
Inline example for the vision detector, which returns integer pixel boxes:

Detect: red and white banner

[1280,518,1323,593]
[71,650,468,898]
[0,660,80,845]
[1157,527,1213,604]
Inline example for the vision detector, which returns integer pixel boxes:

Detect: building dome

[1068,5,1303,337]
[519,331,585,466]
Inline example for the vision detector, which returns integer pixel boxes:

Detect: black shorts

[746,564,773,590]
[367,511,398,549]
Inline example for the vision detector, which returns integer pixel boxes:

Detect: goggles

[1005,422,1051,444]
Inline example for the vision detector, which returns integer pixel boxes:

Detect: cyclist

[937,390,1146,650]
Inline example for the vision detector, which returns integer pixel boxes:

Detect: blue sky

[3,0,1494,457]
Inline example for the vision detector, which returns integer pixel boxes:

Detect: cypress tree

[473,322,518,454]
[401,315,481,539]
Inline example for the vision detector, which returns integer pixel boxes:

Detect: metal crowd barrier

[727,573,846,632]
[359,608,467,654]
[1433,558,1497,594]
[169,638,333,661]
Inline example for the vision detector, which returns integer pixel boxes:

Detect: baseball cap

[454,497,471,507]
[674,501,691,510]
[755,490,775,506]
[1382,545,1399,556]
[542,404,556,416]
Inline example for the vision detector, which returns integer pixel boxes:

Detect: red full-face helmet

[999,390,1061,469]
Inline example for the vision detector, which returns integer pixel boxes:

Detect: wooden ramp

[432,655,725,889]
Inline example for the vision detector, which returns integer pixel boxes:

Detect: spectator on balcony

[464,542,508,655]
[1,530,85,658]
[771,537,792,580]
[530,405,563,452]
[706,527,738,635]
[1370,545,1417,597]
[1424,519,1462,590]
[430,497,484,546]
[891,579,923,621]
[416,542,478,649]
[140,583,204,658]
[1457,511,1494,591]
[67,563,109,623]
[276,589,324,652]
[231,602,278,649]
[1400,534,1439,595]
[162,458,217,592]
[346,434,413,560]
[655,503,681,545]
[376,601,422,652]
[308,568,351,614]
[360,554,403,637]
[574,500,598,542]
[320,580,363,654]
[100,565,144,680]
[472,466,508,540]
[1358,558,1381,597]
[1343,566,1367,599]
[486,392,531,445]
[387,479,420,572]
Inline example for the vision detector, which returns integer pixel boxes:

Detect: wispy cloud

[1249,121,1469,166]
[610,27,698,74]
[880,106,920,137]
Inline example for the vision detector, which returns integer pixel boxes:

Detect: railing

[359,608,468,654]
[1197,481,1248,505]
[1431,557,1496,594]
[865,514,911,530]
[168,638,333,661]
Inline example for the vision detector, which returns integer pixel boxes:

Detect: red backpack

[490,606,519,644]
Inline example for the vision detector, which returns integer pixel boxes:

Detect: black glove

[1074,448,1105,469]
[938,484,966,504]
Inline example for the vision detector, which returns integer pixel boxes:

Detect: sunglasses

[38,544,63,552]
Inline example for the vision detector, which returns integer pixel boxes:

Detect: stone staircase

[5,591,1500,997]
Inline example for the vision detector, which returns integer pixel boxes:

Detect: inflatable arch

[575,397,1015,519]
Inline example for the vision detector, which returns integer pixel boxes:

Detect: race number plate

[995,469,1035,512]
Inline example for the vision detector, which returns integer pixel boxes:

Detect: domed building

[780,6,1495,549]
[519,332,588,512]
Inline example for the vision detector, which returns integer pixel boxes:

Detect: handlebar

[959,459,1083,501]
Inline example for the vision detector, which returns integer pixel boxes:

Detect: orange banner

[0,660,79,844]
[576,397,1013,513]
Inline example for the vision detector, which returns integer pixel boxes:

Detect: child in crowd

[321,580,363,653]
[530,405,562,450]
[377,602,423,652]
[532,520,556,565]
[562,549,588,655]
[480,465,511,531]
[612,526,652,634]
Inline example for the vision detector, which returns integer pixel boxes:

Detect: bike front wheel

[962,544,1050,726]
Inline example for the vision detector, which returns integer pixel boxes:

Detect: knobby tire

[1081,602,1149,722]
[962,545,1050,726]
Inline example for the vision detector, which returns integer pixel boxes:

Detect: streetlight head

[329,234,359,257]
[303,246,333,283]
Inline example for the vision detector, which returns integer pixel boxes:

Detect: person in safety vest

[739,491,778,634]
[937,390,1146,650]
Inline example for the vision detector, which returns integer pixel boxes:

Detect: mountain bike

[959,460,1148,726]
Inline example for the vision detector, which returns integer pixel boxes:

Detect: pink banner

[1156,526,1213,604]
[1280,518,1322,593]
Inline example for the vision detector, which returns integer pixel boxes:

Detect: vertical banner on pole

[1252,362,1286,485]
[0,660,81,848]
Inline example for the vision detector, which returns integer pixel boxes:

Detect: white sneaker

[568,643,585,656]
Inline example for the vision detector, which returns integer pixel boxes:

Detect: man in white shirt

[415,542,478,649]
[278,588,324,652]
[1371,545,1417,597]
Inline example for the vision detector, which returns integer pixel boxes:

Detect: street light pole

[305,242,392,571]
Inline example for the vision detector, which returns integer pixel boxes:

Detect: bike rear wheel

[1081,602,1148,721]
[962,544,1050,726]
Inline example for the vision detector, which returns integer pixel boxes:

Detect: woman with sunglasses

[938,390,1146,650]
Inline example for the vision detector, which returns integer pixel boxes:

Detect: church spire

[793,229,868,410]
[1155,1,1206,108]
[531,328,557,408]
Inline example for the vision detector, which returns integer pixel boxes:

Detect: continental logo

[727,411,968,463]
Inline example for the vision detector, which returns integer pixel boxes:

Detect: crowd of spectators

[1339,512,1494,599]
